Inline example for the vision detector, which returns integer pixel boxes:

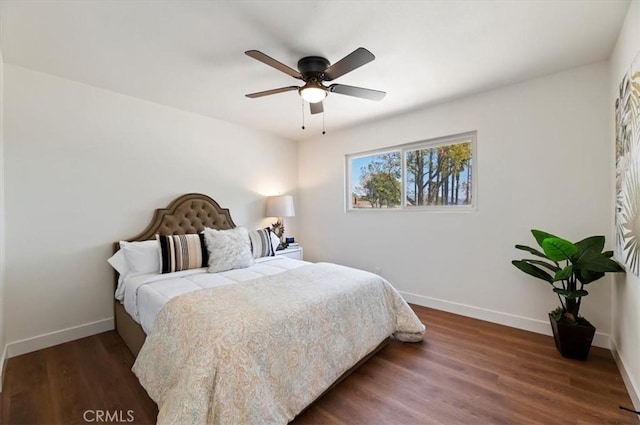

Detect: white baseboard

[6,318,115,359]
[611,339,640,411]
[400,291,611,349]
[0,343,7,393]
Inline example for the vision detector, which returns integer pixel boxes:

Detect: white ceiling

[0,0,631,141]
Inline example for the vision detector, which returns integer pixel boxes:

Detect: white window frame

[345,131,477,212]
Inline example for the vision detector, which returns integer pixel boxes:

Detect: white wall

[3,65,298,354]
[610,0,640,409]
[299,61,614,346]
[0,50,6,390]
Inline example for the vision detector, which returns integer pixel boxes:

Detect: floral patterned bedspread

[132,262,425,425]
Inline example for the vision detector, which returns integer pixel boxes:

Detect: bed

[111,193,425,424]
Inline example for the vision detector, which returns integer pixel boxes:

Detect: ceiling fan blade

[245,86,299,98]
[310,101,324,115]
[245,50,302,79]
[323,48,375,81]
[328,84,386,101]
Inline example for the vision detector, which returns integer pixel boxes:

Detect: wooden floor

[1,305,638,424]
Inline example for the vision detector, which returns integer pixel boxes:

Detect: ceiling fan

[244,47,386,115]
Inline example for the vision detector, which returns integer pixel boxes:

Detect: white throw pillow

[119,240,161,275]
[204,227,255,273]
[270,230,280,252]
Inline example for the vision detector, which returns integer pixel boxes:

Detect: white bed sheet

[121,256,309,334]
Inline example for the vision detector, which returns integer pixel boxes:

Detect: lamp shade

[266,195,295,217]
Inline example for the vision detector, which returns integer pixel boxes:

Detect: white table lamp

[266,195,295,249]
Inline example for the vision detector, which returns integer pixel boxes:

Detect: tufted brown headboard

[126,193,236,242]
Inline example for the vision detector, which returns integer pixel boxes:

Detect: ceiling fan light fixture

[299,81,327,103]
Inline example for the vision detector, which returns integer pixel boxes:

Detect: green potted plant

[512,229,624,360]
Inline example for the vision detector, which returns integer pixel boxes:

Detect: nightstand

[274,246,303,260]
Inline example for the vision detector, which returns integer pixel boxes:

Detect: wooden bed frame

[112,193,390,408]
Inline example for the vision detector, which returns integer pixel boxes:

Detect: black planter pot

[549,314,596,360]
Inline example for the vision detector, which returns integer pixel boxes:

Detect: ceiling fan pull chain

[301,98,305,130]
[322,111,326,135]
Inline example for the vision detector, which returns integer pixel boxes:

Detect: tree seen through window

[348,134,475,210]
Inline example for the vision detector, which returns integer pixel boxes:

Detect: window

[349,151,402,209]
[346,132,476,211]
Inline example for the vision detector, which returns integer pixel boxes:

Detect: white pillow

[119,240,161,275]
[204,227,255,273]
[107,249,130,276]
[107,250,130,301]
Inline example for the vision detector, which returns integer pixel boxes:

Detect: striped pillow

[157,233,208,274]
[249,228,275,258]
